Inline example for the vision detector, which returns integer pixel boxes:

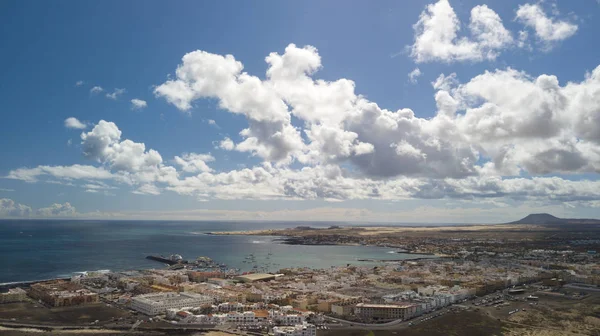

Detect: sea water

[0,220,432,283]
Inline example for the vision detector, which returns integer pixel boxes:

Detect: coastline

[0,277,70,291]
[209,232,442,257]
[205,223,547,236]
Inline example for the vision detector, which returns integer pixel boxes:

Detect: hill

[508,213,600,225]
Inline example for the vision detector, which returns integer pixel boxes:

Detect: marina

[145,251,285,276]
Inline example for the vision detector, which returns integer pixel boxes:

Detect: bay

[0,220,429,283]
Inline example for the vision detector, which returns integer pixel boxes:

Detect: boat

[146,255,178,265]
[146,254,186,265]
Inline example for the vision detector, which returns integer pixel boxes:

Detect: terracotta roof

[253,310,269,318]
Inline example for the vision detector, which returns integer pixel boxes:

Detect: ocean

[0,220,430,283]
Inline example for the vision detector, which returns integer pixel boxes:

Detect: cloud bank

[5,43,600,212]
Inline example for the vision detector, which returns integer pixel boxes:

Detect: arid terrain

[210,222,600,256]
[320,290,600,336]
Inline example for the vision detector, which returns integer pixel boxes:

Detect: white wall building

[0,287,27,303]
[270,311,306,325]
[166,309,270,326]
[273,323,316,336]
[226,311,269,325]
[417,285,448,296]
[131,292,212,315]
[218,302,244,312]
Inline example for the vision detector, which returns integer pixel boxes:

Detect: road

[323,305,457,331]
[321,291,511,331]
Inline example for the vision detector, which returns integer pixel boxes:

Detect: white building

[218,301,244,312]
[417,285,448,296]
[270,311,306,325]
[166,309,269,326]
[0,287,27,303]
[273,323,316,336]
[226,310,269,325]
[131,292,212,315]
[382,291,418,303]
[355,303,417,321]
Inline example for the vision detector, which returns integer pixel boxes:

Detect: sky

[1,0,600,223]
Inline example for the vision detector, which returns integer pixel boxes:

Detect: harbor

[144,252,284,275]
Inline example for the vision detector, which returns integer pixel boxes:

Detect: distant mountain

[508,213,600,225]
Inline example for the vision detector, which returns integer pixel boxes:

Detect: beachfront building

[28,280,99,307]
[0,287,27,303]
[273,323,317,336]
[354,303,417,321]
[130,292,212,315]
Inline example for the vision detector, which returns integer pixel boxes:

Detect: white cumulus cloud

[36,202,76,217]
[409,0,513,63]
[0,198,32,217]
[174,153,215,173]
[64,117,87,130]
[219,138,235,151]
[154,49,305,163]
[130,98,147,109]
[516,3,578,46]
[6,44,600,209]
[80,121,178,187]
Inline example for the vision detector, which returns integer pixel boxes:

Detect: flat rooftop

[133,292,209,304]
[356,303,415,309]
[234,273,276,282]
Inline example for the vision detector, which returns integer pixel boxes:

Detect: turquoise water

[0,220,428,283]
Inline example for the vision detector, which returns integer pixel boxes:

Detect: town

[2,217,600,335]
[1,240,599,335]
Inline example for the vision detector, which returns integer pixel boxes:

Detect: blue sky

[1,0,599,222]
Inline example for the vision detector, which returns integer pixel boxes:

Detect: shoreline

[0,277,70,291]
[205,223,550,236]
[0,245,437,288]
[207,232,438,255]
[208,230,445,255]
[271,236,436,254]
[357,255,449,262]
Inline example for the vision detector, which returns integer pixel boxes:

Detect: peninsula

[208,214,600,256]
